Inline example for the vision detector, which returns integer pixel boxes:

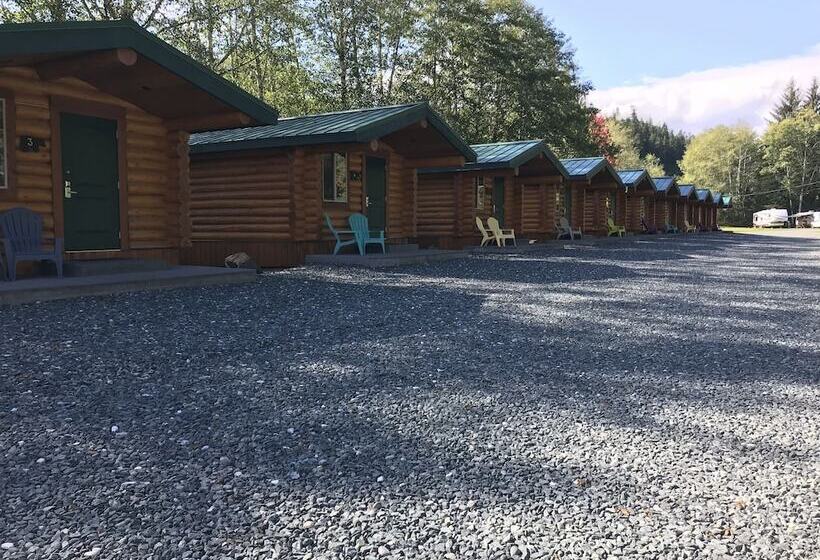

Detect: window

[0,98,7,190]
[607,192,616,218]
[474,176,485,209]
[322,152,348,202]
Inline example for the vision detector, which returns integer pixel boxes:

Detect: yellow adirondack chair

[475,217,494,247]
[607,217,626,237]
[684,220,697,233]
[487,217,516,247]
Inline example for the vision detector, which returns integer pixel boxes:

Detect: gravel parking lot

[1,233,819,559]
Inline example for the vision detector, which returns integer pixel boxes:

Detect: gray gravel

[1,233,819,559]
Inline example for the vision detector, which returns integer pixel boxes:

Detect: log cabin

[416,140,569,248]
[559,157,626,236]
[695,189,713,230]
[186,103,476,267]
[0,21,277,269]
[618,169,656,233]
[652,176,680,232]
[711,191,724,230]
[676,184,699,231]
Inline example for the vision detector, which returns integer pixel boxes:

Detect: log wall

[188,141,431,265]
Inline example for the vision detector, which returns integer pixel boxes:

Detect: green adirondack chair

[324,213,357,255]
[348,213,385,255]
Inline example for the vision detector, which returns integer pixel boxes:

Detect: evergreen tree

[804,78,820,114]
[615,109,689,175]
[771,79,802,121]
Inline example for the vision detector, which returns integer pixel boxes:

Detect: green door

[61,113,120,251]
[564,184,573,223]
[492,177,505,226]
[365,156,386,232]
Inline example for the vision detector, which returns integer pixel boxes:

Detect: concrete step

[64,259,170,277]
[1,266,256,305]
[386,243,420,253]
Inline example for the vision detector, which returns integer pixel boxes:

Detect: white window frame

[0,98,7,190]
[321,152,348,203]
[474,176,485,209]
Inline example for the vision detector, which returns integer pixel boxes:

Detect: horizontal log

[36,49,138,81]
[190,232,281,241]
[13,189,52,203]
[166,111,252,132]
[17,174,52,189]
[16,121,51,139]
[190,199,288,209]
[126,121,168,138]
[191,190,290,202]
[17,162,52,177]
[11,94,49,109]
[16,104,50,121]
[0,76,136,109]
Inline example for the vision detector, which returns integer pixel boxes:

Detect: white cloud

[588,45,820,135]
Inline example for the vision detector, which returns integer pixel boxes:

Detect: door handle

[64,183,78,198]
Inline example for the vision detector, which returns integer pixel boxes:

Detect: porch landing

[305,247,469,268]
[0,266,257,305]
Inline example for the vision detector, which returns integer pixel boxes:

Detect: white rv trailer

[791,211,820,228]
[752,208,789,228]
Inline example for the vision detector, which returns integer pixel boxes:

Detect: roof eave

[0,20,278,125]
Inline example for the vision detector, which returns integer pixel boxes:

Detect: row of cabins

[0,21,731,273]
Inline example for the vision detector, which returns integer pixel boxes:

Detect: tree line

[0,0,601,156]
[679,79,820,225]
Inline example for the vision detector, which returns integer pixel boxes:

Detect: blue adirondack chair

[324,213,357,255]
[0,207,63,281]
[348,213,385,255]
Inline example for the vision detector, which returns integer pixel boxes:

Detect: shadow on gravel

[0,235,818,557]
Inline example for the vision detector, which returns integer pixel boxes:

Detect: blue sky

[533,0,820,132]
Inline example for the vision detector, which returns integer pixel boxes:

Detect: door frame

[50,96,129,253]
[363,154,388,233]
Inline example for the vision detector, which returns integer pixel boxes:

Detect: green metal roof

[678,184,697,198]
[696,188,712,202]
[722,195,733,208]
[618,169,656,190]
[712,191,724,207]
[417,139,568,178]
[653,176,677,194]
[190,102,476,159]
[560,157,624,186]
[0,20,278,125]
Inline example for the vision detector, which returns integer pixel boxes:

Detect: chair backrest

[558,217,571,232]
[607,217,616,228]
[324,213,341,240]
[486,217,503,237]
[348,213,369,240]
[0,207,43,254]
[475,216,489,237]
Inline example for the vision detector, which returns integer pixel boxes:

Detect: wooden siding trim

[0,88,18,200]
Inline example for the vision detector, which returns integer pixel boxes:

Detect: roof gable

[618,169,656,191]
[560,157,624,186]
[190,102,476,159]
[0,20,278,128]
[418,140,568,177]
[677,184,698,199]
